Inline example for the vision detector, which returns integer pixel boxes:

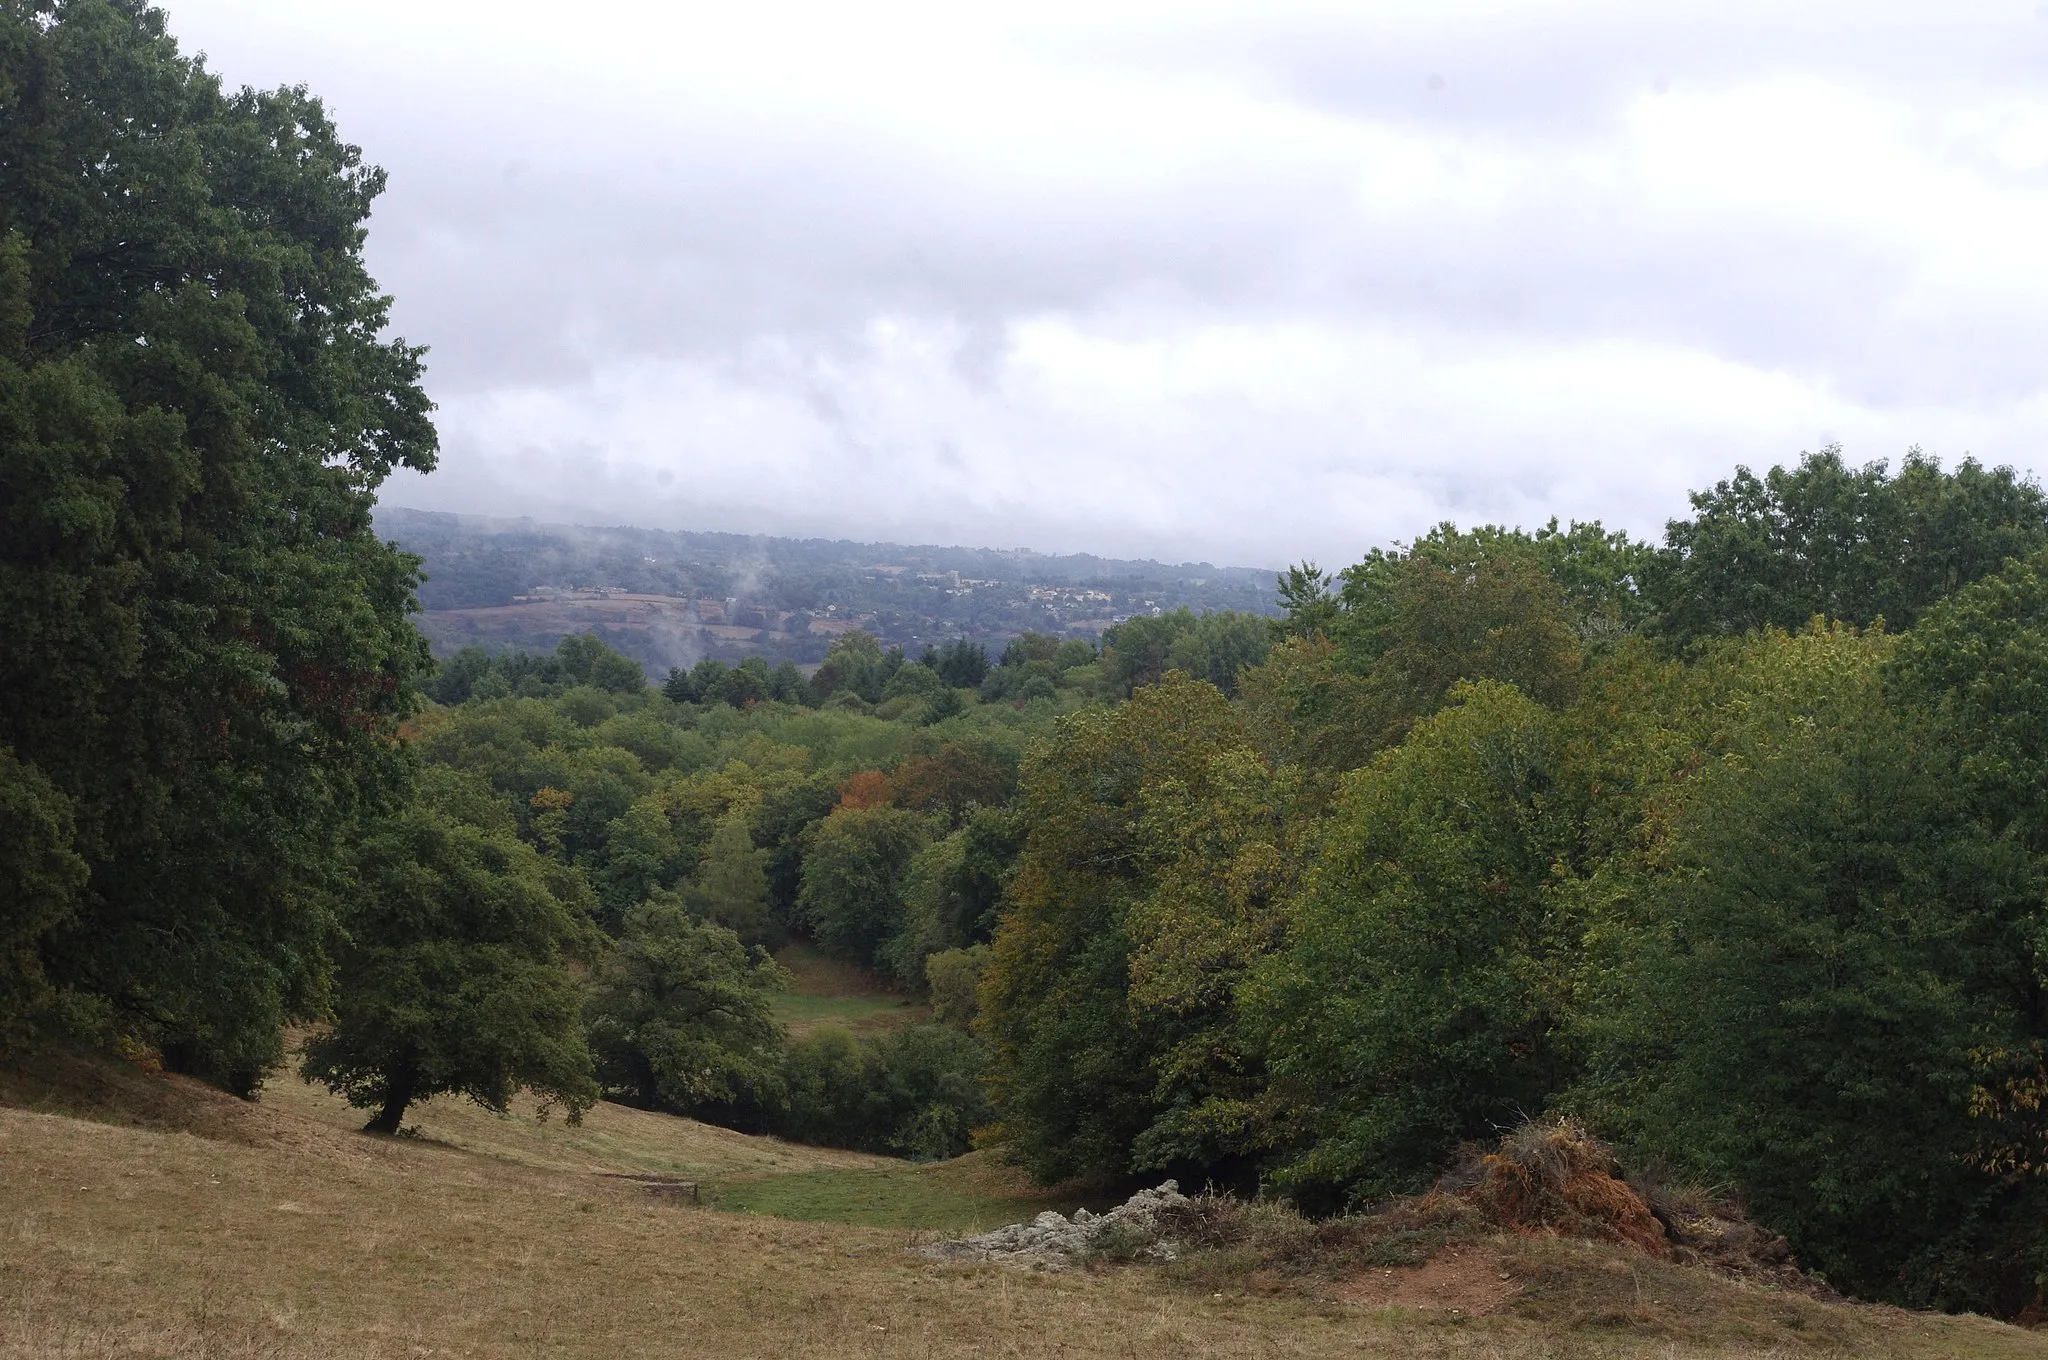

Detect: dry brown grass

[2,1058,2044,1359]
[261,1071,890,1180]
[1,1042,891,1182]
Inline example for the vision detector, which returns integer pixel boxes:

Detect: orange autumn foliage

[837,770,894,811]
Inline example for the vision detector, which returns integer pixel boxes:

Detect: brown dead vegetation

[1449,1117,1673,1258]
[1152,1117,1894,1351]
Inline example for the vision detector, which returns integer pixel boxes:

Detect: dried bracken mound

[1439,1117,1671,1259]
[1429,1117,1818,1294]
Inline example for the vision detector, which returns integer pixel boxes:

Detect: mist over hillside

[378,506,1284,673]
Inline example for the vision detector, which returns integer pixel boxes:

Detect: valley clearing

[2,1052,2041,1359]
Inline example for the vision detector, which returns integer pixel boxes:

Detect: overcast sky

[163,1,2048,567]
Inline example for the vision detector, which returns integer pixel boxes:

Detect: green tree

[0,1,436,1083]
[590,799,680,930]
[0,747,88,1043]
[302,795,600,1134]
[688,810,776,945]
[711,655,772,707]
[1101,609,1271,698]
[1272,562,1340,640]
[999,633,1061,668]
[777,1023,992,1159]
[584,897,786,1114]
[767,660,810,704]
[871,1024,995,1160]
[1648,446,2048,646]
[553,632,647,693]
[1529,519,1659,644]
[1889,546,2048,843]
[1235,635,1383,785]
[1332,534,1582,725]
[810,630,897,704]
[1123,745,1309,1174]
[925,945,990,1029]
[425,647,497,705]
[885,806,1024,985]
[1247,682,1579,1207]
[1885,549,2048,1295]
[796,805,931,966]
[928,637,990,688]
[665,657,724,704]
[880,659,947,704]
[1333,521,1647,662]
[752,774,841,931]
[887,742,1017,828]
[979,675,1256,1182]
[1053,638,1096,670]
[1580,626,2047,1309]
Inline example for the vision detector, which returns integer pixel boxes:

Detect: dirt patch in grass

[1338,1243,1518,1316]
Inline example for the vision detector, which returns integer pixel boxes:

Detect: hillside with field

[7,1048,2045,1360]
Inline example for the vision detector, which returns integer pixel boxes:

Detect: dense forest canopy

[12,0,2048,1324]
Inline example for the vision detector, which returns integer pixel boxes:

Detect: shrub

[777,1023,992,1159]
[585,900,787,1115]
[925,946,989,1028]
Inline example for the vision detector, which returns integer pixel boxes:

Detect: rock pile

[919,1182,1190,1268]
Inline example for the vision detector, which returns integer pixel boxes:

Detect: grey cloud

[166,0,2048,564]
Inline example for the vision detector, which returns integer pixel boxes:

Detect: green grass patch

[771,990,926,1036]
[774,942,898,998]
[772,941,930,1035]
[715,1151,1093,1232]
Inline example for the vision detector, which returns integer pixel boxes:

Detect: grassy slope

[716,1150,1097,1231]
[3,1053,2044,1359]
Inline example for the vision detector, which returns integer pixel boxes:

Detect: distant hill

[376,506,1284,674]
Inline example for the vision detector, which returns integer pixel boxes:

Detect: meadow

[769,945,930,1039]
[6,1054,2044,1360]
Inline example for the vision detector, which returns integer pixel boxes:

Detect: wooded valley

[8,2,2048,1344]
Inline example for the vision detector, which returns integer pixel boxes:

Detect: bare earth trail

[1,1060,2042,1359]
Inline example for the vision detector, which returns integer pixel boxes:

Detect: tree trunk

[637,1055,657,1110]
[364,1063,417,1135]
